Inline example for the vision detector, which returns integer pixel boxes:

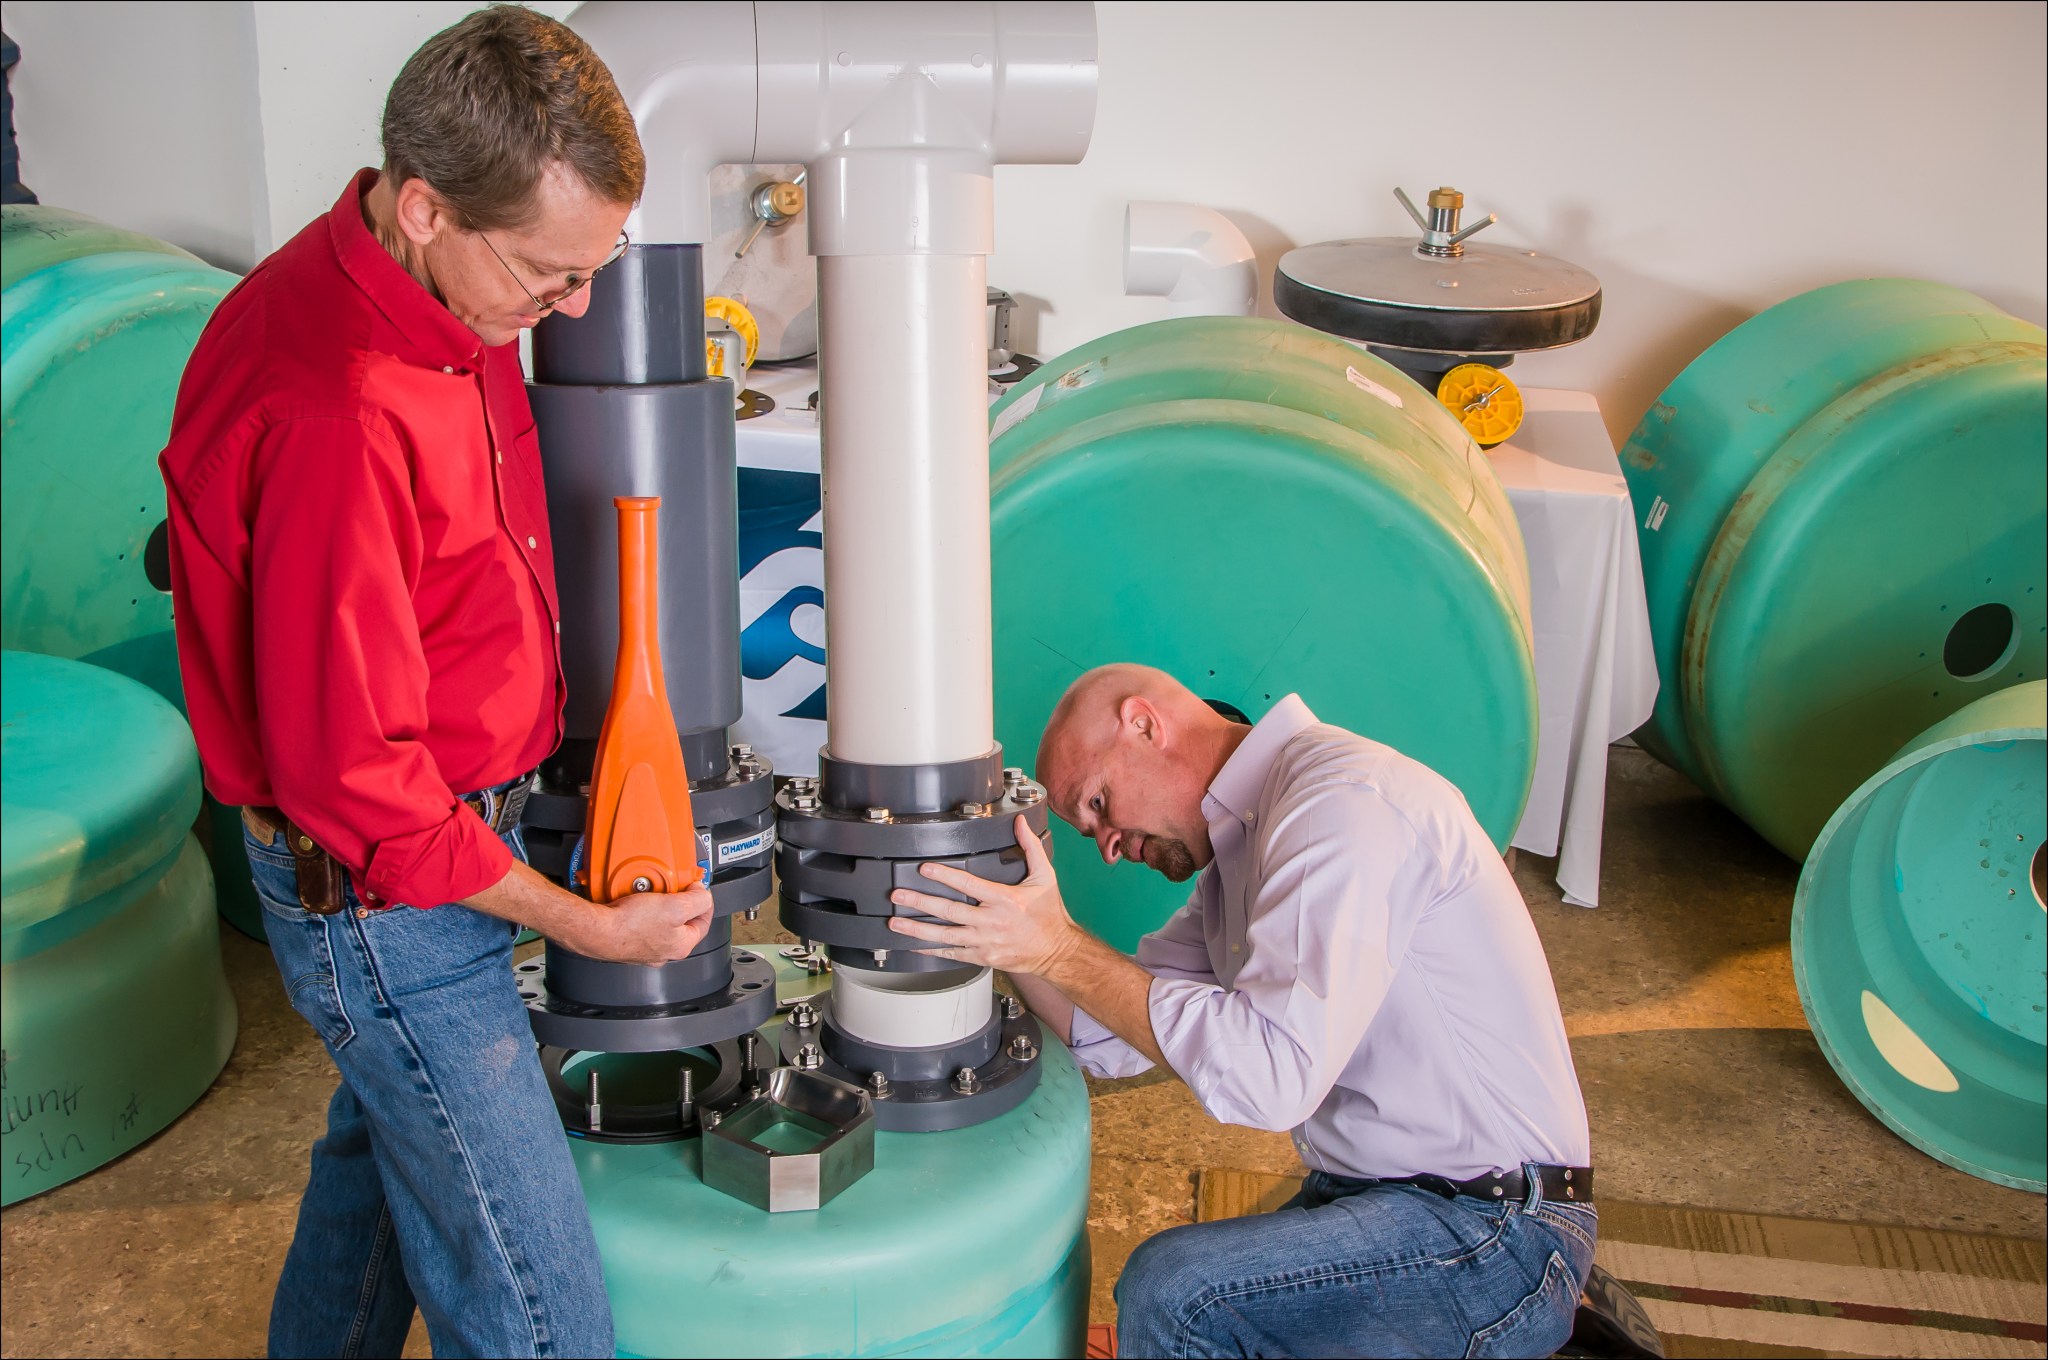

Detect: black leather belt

[1391,1163,1592,1204]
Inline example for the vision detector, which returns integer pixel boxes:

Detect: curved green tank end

[1793,680,2046,1192]
[580,1040,1092,1358]
[0,204,201,291]
[992,318,1536,952]
[1,652,237,1205]
[1685,339,2046,858]
[2,251,234,679]
[1618,279,2046,799]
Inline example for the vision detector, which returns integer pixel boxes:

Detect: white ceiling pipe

[572,1,1098,767]
[1123,201,1258,318]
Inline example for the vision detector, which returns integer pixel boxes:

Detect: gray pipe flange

[779,991,1044,1133]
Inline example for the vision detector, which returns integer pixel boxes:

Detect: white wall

[991,1,2048,439]
[7,1,2043,440]
[247,0,576,254]
[4,0,267,270]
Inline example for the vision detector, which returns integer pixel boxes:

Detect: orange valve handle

[581,496,703,903]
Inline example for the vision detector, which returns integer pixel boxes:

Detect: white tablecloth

[1492,389,1660,907]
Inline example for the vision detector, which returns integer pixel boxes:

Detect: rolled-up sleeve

[1147,785,1427,1131]
[249,416,510,907]
[1068,876,1220,1079]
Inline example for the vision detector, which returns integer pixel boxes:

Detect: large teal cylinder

[0,223,265,941]
[572,1035,1092,1357]
[1619,280,2046,859]
[989,318,1536,951]
[1,652,238,1205]
[0,203,201,291]
[1792,681,2045,1191]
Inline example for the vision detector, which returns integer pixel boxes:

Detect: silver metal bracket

[700,1067,877,1212]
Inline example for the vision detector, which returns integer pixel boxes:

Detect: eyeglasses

[479,228,630,314]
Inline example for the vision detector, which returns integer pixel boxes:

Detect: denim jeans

[245,815,612,1359]
[1115,1168,1597,1359]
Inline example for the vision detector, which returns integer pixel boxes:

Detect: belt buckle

[497,771,534,830]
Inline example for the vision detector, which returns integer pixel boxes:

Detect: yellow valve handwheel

[704,295,761,372]
[1437,363,1524,447]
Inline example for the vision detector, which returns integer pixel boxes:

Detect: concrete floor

[3,745,2042,1356]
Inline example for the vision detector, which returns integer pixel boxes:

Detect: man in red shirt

[159,9,701,1355]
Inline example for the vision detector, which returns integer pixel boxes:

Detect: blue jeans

[245,816,613,1359]
[1116,1168,1597,1359]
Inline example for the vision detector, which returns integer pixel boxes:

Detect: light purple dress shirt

[1069,695,1591,1181]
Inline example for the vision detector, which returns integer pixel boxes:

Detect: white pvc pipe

[832,966,994,1048]
[1124,201,1258,317]
[818,253,996,765]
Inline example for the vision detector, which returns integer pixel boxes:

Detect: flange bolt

[1009,1034,1040,1063]
[957,801,991,818]
[952,1066,982,1094]
[1003,767,1025,785]
[790,1001,819,1028]
[744,905,760,922]
[790,793,819,812]
[1002,994,1024,1021]
[864,806,891,823]
[1015,785,1043,806]
[867,1071,892,1099]
[795,1043,823,1071]
[730,743,754,763]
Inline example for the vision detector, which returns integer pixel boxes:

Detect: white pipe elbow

[1123,201,1257,318]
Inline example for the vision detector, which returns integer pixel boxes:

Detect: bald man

[889,665,1594,1359]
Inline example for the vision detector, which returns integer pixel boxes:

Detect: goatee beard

[1141,836,1197,882]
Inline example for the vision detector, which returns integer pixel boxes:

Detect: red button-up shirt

[160,170,565,909]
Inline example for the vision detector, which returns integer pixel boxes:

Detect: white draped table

[1492,389,1661,907]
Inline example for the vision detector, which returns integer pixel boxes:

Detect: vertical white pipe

[818,252,994,767]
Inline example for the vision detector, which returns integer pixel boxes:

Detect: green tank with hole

[988,317,1536,951]
[1793,680,2045,1191]
[1,651,238,1205]
[1619,279,2046,860]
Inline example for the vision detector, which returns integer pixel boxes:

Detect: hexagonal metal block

[700,1066,876,1212]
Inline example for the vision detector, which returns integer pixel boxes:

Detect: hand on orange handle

[566,882,715,966]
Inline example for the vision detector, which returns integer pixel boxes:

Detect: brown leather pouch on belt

[246,806,349,914]
[289,827,349,915]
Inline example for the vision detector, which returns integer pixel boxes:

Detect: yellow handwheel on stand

[1437,362,1523,447]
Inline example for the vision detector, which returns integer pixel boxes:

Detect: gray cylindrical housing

[533,244,707,385]
[531,379,742,757]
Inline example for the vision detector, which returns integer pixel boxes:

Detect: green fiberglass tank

[989,317,1535,951]
[1,652,237,1204]
[0,217,264,941]
[0,203,201,291]
[1620,280,2046,860]
[1792,680,2045,1191]
[563,969,1091,1358]
[1,247,233,696]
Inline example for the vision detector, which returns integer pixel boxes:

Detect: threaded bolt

[1003,766,1025,784]
[867,1071,892,1098]
[1002,994,1023,1021]
[957,801,990,818]
[631,876,653,893]
[952,1066,981,1094]
[1009,1034,1039,1063]
[864,806,890,823]
[872,949,889,967]
[731,743,754,762]
[790,793,819,812]
[1015,785,1043,805]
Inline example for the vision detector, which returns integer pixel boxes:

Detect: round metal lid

[1276,237,1602,355]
